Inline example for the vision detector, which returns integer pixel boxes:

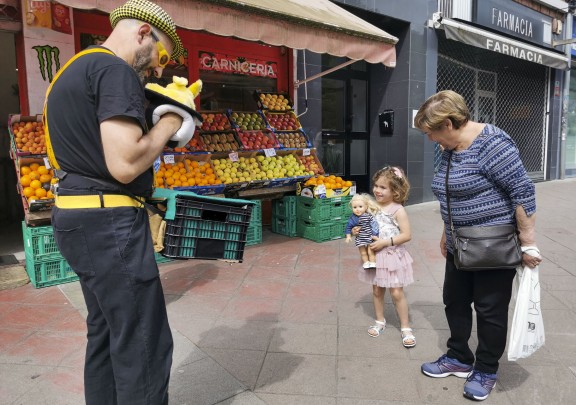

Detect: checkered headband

[109,0,184,59]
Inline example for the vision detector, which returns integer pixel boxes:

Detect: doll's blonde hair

[350,193,380,215]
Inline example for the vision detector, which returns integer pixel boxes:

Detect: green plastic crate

[249,200,262,224]
[246,223,263,246]
[272,196,297,217]
[22,222,62,262]
[296,219,334,242]
[271,214,297,237]
[25,255,78,288]
[296,196,351,223]
[154,252,173,264]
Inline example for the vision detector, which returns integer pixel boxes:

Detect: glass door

[320,57,370,192]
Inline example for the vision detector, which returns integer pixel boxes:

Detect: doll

[345,193,380,269]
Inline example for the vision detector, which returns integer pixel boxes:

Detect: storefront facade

[3,0,573,215]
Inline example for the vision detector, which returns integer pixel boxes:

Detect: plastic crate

[246,223,263,246]
[272,196,297,218]
[162,195,254,261]
[249,199,262,225]
[296,219,335,242]
[296,196,351,223]
[22,222,61,261]
[25,255,78,288]
[271,214,297,237]
[154,252,173,264]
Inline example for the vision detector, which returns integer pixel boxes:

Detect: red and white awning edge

[56,0,398,67]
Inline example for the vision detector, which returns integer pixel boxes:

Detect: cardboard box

[296,181,356,199]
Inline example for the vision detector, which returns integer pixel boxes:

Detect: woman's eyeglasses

[150,30,170,68]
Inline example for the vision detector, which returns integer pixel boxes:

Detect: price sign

[153,156,161,173]
[163,154,175,165]
[302,148,310,156]
[43,157,51,169]
[350,185,357,195]
[264,148,276,157]
[229,152,239,162]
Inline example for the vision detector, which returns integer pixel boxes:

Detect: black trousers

[53,206,173,405]
[443,253,516,374]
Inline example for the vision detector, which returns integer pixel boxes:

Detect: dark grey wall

[296,0,438,204]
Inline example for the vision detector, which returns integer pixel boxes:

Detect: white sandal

[401,328,416,348]
[367,320,386,337]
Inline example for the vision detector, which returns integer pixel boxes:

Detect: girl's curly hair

[372,166,410,204]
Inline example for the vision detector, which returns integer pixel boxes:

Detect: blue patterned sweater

[431,124,536,253]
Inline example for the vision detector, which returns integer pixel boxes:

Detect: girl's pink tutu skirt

[357,245,414,288]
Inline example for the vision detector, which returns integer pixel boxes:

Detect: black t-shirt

[46,46,153,196]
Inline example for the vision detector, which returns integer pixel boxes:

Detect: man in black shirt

[44,1,193,403]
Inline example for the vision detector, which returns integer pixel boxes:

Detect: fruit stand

[7,91,357,287]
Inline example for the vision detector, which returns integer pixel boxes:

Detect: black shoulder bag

[445,151,522,271]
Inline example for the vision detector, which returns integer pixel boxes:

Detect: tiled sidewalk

[1,179,576,404]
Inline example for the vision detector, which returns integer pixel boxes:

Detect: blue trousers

[53,206,173,405]
[444,253,516,374]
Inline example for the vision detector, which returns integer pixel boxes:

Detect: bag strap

[43,48,115,170]
[444,150,455,237]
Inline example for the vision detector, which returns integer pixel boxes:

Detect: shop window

[322,78,345,131]
[199,70,276,111]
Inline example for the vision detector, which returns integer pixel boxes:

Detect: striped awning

[56,0,399,66]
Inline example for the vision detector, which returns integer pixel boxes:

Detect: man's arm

[101,113,182,184]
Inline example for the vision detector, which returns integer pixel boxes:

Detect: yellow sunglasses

[150,30,170,68]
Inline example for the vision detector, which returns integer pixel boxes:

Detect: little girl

[345,193,380,269]
[357,166,416,348]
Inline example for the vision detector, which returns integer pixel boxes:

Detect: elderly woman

[414,90,540,401]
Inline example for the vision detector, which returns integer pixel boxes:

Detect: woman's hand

[351,226,360,236]
[522,247,542,269]
[440,230,447,258]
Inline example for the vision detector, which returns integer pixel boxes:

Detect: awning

[430,14,570,70]
[57,0,398,66]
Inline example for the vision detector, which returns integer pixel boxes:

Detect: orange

[20,166,31,175]
[39,174,52,184]
[35,188,47,198]
[165,177,175,186]
[37,166,48,175]
[29,171,40,180]
[30,179,42,189]
[50,177,59,185]
[46,190,54,199]
[20,175,32,187]
[23,186,35,198]
[29,163,40,171]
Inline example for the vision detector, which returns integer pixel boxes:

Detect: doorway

[0,31,24,255]
[320,56,370,192]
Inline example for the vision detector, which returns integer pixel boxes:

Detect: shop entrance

[0,31,24,255]
[320,56,370,192]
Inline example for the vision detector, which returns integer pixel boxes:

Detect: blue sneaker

[421,354,473,378]
[463,370,497,401]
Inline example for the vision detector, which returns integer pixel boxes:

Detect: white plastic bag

[508,248,545,361]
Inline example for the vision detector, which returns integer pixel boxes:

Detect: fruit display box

[275,130,311,149]
[272,195,298,217]
[163,130,206,154]
[271,214,298,237]
[296,218,347,243]
[15,156,55,213]
[294,148,324,176]
[198,111,233,132]
[227,110,268,131]
[199,131,241,153]
[254,91,293,112]
[8,114,46,157]
[236,129,280,150]
[155,154,225,196]
[161,194,255,262]
[263,111,302,132]
[296,180,356,199]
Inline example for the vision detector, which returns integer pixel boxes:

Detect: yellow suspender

[43,48,115,170]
